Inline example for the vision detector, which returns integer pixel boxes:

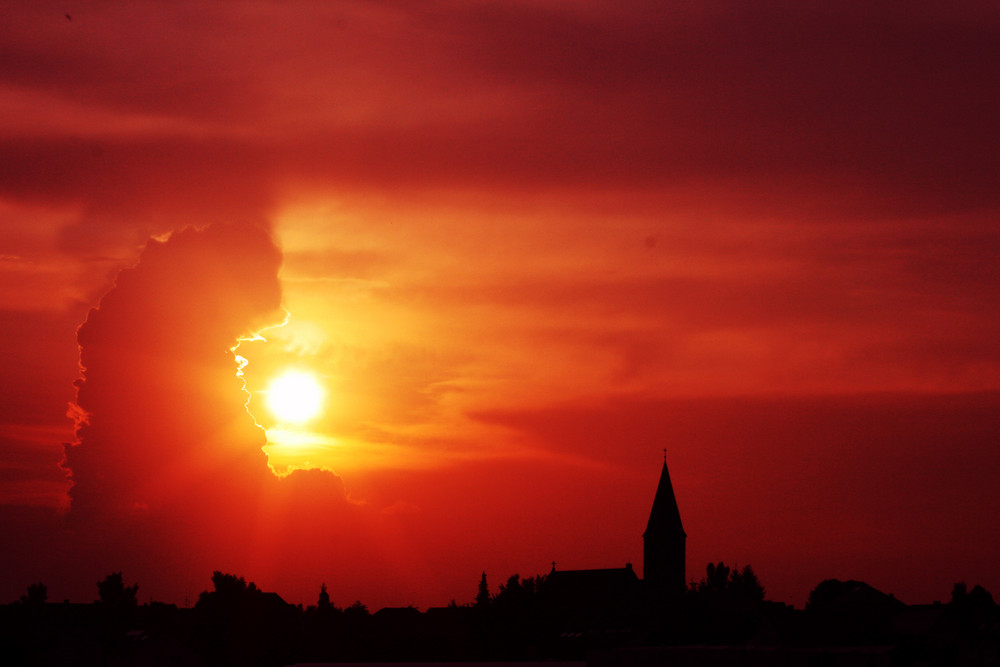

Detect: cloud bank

[58,223,355,600]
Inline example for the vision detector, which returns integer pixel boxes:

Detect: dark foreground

[3,575,998,666]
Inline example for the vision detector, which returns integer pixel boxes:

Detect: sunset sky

[2,1,999,610]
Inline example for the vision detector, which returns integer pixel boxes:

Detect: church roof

[643,459,685,539]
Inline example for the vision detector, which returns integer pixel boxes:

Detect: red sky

[1,1,999,610]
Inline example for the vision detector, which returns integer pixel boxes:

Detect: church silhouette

[644,454,686,596]
[544,455,686,614]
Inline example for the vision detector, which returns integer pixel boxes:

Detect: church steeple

[643,452,686,596]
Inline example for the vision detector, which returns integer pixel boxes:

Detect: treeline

[2,565,998,666]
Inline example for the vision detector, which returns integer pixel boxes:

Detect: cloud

[65,223,284,518]
[55,223,357,600]
[3,2,998,215]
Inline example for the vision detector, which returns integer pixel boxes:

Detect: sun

[265,370,324,424]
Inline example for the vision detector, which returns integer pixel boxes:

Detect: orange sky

[1,1,999,609]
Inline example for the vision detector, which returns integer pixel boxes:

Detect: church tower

[643,454,686,596]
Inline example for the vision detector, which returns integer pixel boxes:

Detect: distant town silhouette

[2,456,997,666]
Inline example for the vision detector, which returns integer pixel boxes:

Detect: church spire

[643,453,686,596]
[644,455,685,539]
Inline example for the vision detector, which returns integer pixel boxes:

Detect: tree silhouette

[493,573,545,610]
[195,571,297,666]
[209,570,255,599]
[805,578,905,646]
[97,571,138,609]
[949,581,996,621]
[317,582,333,612]
[806,578,886,612]
[496,574,521,602]
[476,571,490,607]
[685,563,767,645]
[807,578,846,611]
[694,562,764,602]
[728,564,765,602]
[697,561,731,593]
[950,581,968,604]
[95,572,139,658]
[344,600,369,619]
[20,581,47,608]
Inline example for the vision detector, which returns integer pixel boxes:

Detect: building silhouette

[643,454,686,596]
[547,455,686,609]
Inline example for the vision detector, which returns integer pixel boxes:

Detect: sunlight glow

[265,370,324,424]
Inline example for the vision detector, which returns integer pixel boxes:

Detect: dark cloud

[49,223,353,601]
[2,2,997,215]
[0,137,278,245]
[65,223,285,518]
